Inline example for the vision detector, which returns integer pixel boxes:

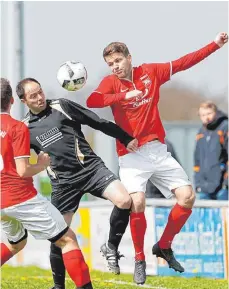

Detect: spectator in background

[194,101,228,200]
[146,138,180,198]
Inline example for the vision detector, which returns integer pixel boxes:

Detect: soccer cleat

[133,260,146,285]
[152,242,184,273]
[100,243,124,275]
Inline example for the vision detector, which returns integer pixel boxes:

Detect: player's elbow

[87,92,104,108]
[86,97,94,108]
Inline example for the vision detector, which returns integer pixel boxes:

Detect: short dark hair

[199,101,218,112]
[103,42,130,59]
[16,78,41,99]
[1,78,12,111]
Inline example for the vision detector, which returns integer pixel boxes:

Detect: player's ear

[21,98,26,104]
[127,54,132,63]
[10,97,14,104]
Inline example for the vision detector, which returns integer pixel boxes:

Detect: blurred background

[1,1,228,280]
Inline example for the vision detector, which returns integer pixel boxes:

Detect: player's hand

[214,32,228,48]
[125,90,143,100]
[37,151,50,168]
[127,138,138,152]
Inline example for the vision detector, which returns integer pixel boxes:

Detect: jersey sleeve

[60,98,134,147]
[144,62,172,85]
[87,76,126,108]
[12,122,31,159]
[145,41,220,86]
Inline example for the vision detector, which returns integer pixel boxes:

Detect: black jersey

[22,98,134,186]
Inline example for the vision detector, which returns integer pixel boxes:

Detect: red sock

[159,203,192,249]
[63,249,91,287]
[1,243,13,266]
[130,212,147,261]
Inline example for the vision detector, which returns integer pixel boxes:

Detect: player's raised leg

[153,185,195,273]
[129,192,147,285]
[100,179,132,275]
[118,154,152,285]
[151,152,195,273]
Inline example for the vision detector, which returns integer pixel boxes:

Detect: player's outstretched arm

[60,98,136,147]
[171,32,228,75]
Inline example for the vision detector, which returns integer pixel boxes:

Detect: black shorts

[51,166,118,214]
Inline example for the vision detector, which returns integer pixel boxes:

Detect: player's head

[16,78,46,114]
[0,78,14,112]
[198,101,217,125]
[103,42,132,80]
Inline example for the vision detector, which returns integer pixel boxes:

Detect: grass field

[1,265,228,289]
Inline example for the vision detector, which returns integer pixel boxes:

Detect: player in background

[0,78,94,289]
[87,32,228,284]
[16,78,138,289]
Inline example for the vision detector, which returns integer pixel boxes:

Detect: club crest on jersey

[140,74,151,88]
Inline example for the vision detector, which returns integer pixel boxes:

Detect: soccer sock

[50,243,66,289]
[159,203,192,249]
[108,206,130,251]
[130,212,147,261]
[0,243,13,266]
[62,249,92,288]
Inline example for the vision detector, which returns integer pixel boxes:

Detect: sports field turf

[1,265,228,289]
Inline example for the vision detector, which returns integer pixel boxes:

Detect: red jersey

[87,41,220,156]
[0,113,37,209]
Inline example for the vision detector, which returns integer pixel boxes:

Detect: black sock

[108,206,130,251]
[50,243,65,289]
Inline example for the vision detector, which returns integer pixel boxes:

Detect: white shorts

[119,140,191,198]
[1,194,68,244]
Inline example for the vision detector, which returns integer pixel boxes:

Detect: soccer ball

[57,61,87,91]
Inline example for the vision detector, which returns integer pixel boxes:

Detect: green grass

[1,265,228,289]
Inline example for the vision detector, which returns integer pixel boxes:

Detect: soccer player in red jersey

[0,78,94,289]
[87,32,228,284]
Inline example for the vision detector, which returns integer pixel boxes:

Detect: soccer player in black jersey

[16,78,137,289]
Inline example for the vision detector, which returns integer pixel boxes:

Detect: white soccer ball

[57,61,87,91]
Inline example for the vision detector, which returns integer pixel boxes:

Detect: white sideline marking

[22,276,173,289]
[104,279,170,289]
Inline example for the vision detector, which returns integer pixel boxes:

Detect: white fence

[1,199,228,279]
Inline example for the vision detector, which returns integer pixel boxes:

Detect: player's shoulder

[9,116,28,134]
[21,111,31,126]
[103,74,116,83]
[49,97,76,107]
[49,98,75,119]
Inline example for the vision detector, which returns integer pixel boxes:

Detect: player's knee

[10,238,27,255]
[131,193,145,212]
[116,194,132,209]
[55,228,79,250]
[176,186,196,208]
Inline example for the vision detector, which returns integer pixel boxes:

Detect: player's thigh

[152,155,191,199]
[102,179,131,208]
[1,211,27,244]
[85,166,118,198]
[51,184,83,215]
[8,194,68,241]
[119,152,153,193]
[119,165,153,194]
